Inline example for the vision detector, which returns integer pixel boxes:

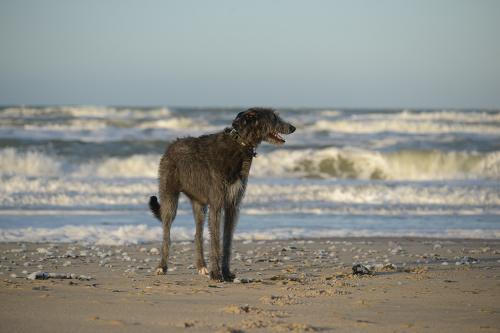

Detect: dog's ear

[233,111,253,127]
[233,110,261,130]
[235,111,245,119]
[232,112,245,129]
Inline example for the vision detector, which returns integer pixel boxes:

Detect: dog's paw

[198,266,209,276]
[222,270,236,282]
[155,266,167,275]
[209,270,223,282]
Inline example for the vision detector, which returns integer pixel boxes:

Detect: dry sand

[1,238,499,333]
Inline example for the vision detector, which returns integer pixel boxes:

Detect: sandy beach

[0,237,499,332]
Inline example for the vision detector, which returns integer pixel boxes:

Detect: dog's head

[232,107,295,146]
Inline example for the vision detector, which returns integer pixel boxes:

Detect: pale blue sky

[1,0,499,108]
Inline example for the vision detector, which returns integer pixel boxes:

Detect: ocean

[0,106,499,244]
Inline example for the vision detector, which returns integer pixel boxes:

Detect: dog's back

[158,132,248,205]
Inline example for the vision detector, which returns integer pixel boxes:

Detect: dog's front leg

[208,205,223,281]
[222,204,238,281]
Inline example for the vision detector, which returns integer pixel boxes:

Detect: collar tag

[225,127,257,157]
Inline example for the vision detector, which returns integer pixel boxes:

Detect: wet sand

[1,238,499,332]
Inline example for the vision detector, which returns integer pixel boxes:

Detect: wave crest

[1,147,499,181]
[252,148,500,180]
[310,118,500,134]
[0,106,171,119]
[0,148,62,177]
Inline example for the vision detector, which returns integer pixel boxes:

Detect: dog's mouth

[265,131,286,145]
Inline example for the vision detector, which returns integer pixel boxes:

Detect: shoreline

[2,235,500,244]
[1,237,499,332]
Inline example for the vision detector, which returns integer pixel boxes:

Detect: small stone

[352,264,372,275]
[26,271,92,280]
[389,246,404,255]
[456,256,479,265]
[382,263,397,271]
[27,271,49,280]
[36,248,52,255]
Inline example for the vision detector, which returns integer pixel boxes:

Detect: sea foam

[2,174,498,209]
[0,106,172,119]
[1,224,498,245]
[310,118,500,135]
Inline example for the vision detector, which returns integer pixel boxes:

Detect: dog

[149,107,295,281]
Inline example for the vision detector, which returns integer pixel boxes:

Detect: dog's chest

[226,179,245,203]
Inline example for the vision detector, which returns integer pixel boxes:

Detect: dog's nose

[289,124,296,133]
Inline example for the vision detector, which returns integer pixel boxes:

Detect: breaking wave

[253,148,500,180]
[1,147,499,181]
[0,148,159,178]
[0,149,63,177]
[308,109,500,135]
[310,118,500,134]
[0,106,172,119]
[2,107,499,138]
[1,173,499,209]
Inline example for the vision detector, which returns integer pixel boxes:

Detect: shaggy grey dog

[149,107,295,281]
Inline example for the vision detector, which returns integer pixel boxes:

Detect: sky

[0,0,499,109]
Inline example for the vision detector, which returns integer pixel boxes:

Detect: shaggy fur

[149,107,295,281]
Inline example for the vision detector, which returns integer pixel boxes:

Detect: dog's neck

[224,127,257,157]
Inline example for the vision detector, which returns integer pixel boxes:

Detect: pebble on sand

[455,256,479,265]
[27,271,93,281]
[352,264,373,275]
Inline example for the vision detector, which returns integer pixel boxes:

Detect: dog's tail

[149,196,162,222]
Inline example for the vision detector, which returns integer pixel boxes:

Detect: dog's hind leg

[222,203,239,282]
[208,203,223,281]
[155,191,179,275]
[191,200,208,276]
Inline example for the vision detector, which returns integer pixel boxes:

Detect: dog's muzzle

[267,123,295,145]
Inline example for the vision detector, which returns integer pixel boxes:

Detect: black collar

[224,128,257,157]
